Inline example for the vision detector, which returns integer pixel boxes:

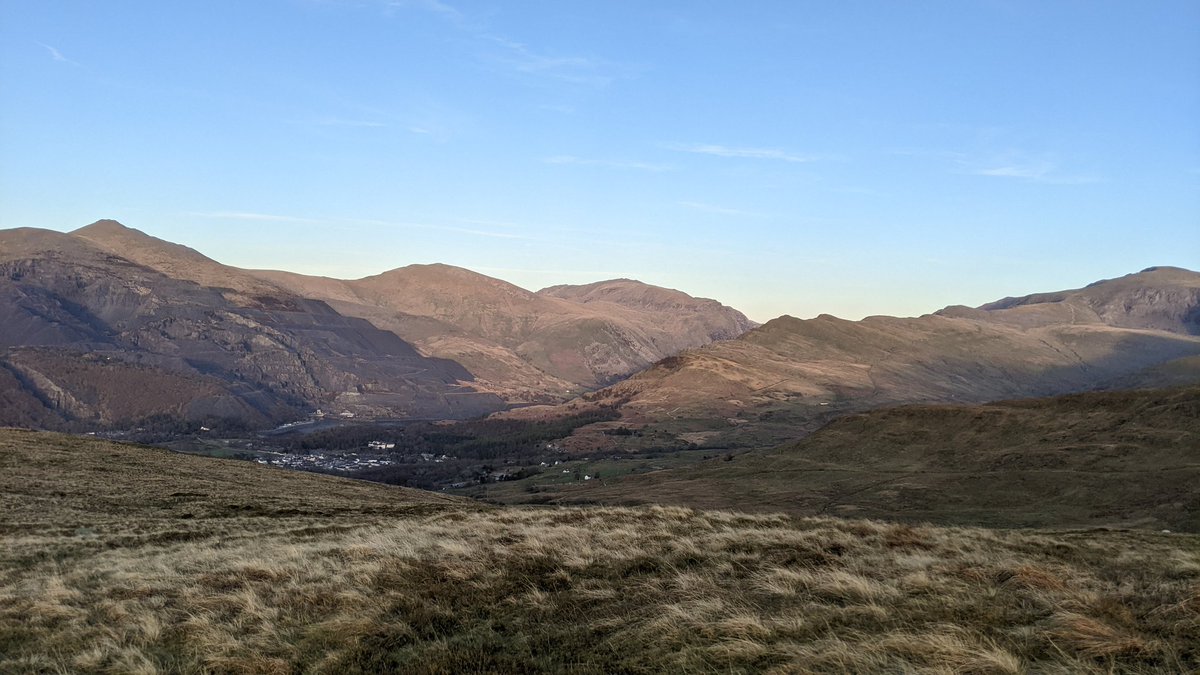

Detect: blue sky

[2,1,1197,322]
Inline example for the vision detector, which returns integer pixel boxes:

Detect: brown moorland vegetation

[1,429,1197,673]
[534,267,1200,451]
[495,386,1200,533]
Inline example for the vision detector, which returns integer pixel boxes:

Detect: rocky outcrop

[960,266,1200,334]
[252,267,755,401]
[0,225,504,429]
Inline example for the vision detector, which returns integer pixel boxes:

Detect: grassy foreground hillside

[2,430,1198,673]
[495,387,1200,533]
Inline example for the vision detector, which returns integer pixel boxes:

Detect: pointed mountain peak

[72,219,149,238]
[73,219,206,259]
[69,219,290,299]
[73,218,158,241]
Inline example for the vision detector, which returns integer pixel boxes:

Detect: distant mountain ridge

[4,219,1195,435]
[251,263,755,401]
[0,220,754,428]
[937,266,1200,334]
[0,224,501,429]
[542,266,1200,450]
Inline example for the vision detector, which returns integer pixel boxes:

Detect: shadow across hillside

[492,387,1200,532]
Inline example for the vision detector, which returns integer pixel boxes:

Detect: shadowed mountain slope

[938,266,1200,334]
[550,268,1200,449]
[0,223,502,429]
[515,386,1200,532]
[252,265,755,402]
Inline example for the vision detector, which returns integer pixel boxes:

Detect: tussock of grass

[2,430,1199,672]
[2,505,1198,673]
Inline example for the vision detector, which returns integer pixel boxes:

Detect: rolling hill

[540,267,1200,450]
[2,428,1196,672]
[495,386,1200,532]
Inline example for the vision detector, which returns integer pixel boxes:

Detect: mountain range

[251,262,754,401]
[3,220,1198,438]
[0,220,752,429]
[542,266,1200,450]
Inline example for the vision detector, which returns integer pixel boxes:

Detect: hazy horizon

[2,1,1197,322]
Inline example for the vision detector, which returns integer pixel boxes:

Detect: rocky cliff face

[950,266,1200,334]
[0,220,757,428]
[0,226,503,429]
[252,266,756,402]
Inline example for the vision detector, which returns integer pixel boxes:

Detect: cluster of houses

[254,440,454,473]
[255,451,394,472]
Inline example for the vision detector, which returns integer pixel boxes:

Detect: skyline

[2,1,1198,322]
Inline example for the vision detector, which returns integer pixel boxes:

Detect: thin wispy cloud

[386,0,463,22]
[285,91,463,141]
[543,155,671,172]
[678,201,766,217]
[823,185,888,197]
[191,210,542,240]
[486,36,612,85]
[345,217,542,240]
[967,157,1100,185]
[451,217,526,230]
[489,37,593,72]
[667,143,820,163]
[442,227,532,240]
[382,0,618,86]
[895,141,1100,185]
[286,117,387,129]
[888,147,970,161]
[974,164,1052,179]
[36,41,78,65]
[310,118,387,128]
[189,211,319,223]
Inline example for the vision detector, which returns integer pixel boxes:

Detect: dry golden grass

[4,506,1198,673]
[2,430,1199,673]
